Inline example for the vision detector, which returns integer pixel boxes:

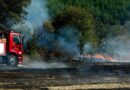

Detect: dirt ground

[48,83,130,90]
[0,63,129,89]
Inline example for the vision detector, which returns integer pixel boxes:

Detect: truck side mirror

[22,36,25,45]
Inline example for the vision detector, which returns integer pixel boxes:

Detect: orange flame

[82,54,115,61]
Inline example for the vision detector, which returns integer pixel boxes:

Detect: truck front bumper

[18,55,23,64]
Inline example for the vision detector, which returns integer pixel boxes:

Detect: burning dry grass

[80,54,117,62]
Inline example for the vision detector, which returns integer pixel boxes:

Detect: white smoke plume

[104,35,130,62]
[26,0,49,27]
[102,22,130,62]
[12,0,49,34]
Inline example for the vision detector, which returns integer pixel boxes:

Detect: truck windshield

[0,34,6,38]
[13,35,21,44]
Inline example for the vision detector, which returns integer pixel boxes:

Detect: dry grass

[48,83,130,90]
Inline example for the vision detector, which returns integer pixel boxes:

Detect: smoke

[56,27,80,56]
[26,0,49,27]
[83,43,93,54]
[103,35,130,62]
[102,22,130,62]
[36,26,80,57]
[12,0,49,36]
[22,55,67,68]
[80,21,130,62]
[25,61,67,69]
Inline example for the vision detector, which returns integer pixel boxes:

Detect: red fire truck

[0,30,23,67]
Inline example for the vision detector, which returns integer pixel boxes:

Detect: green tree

[0,0,31,29]
[44,6,98,53]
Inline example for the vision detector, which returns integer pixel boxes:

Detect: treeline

[47,0,130,24]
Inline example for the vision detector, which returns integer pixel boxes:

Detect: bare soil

[0,62,129,89]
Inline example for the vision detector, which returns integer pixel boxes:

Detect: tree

[0,0,31,29]
[44,6,98,53]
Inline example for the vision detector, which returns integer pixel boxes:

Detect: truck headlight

[19,52,22,54]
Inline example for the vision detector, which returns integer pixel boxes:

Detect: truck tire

[7,55,18,67]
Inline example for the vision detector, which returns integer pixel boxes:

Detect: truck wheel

[7,55,18,67]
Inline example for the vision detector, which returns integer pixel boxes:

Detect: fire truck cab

[0,30,23,67]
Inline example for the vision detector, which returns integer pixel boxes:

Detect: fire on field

[73,54,117,62]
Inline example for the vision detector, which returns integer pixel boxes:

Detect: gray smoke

[104,35,130,62]
[56,27,80,56]
[36,26,80,57]
[102,22,130,62]
[26,0,49,27]
[12,0,49,35]
[83,43,93,54]
[25,61,67,68]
